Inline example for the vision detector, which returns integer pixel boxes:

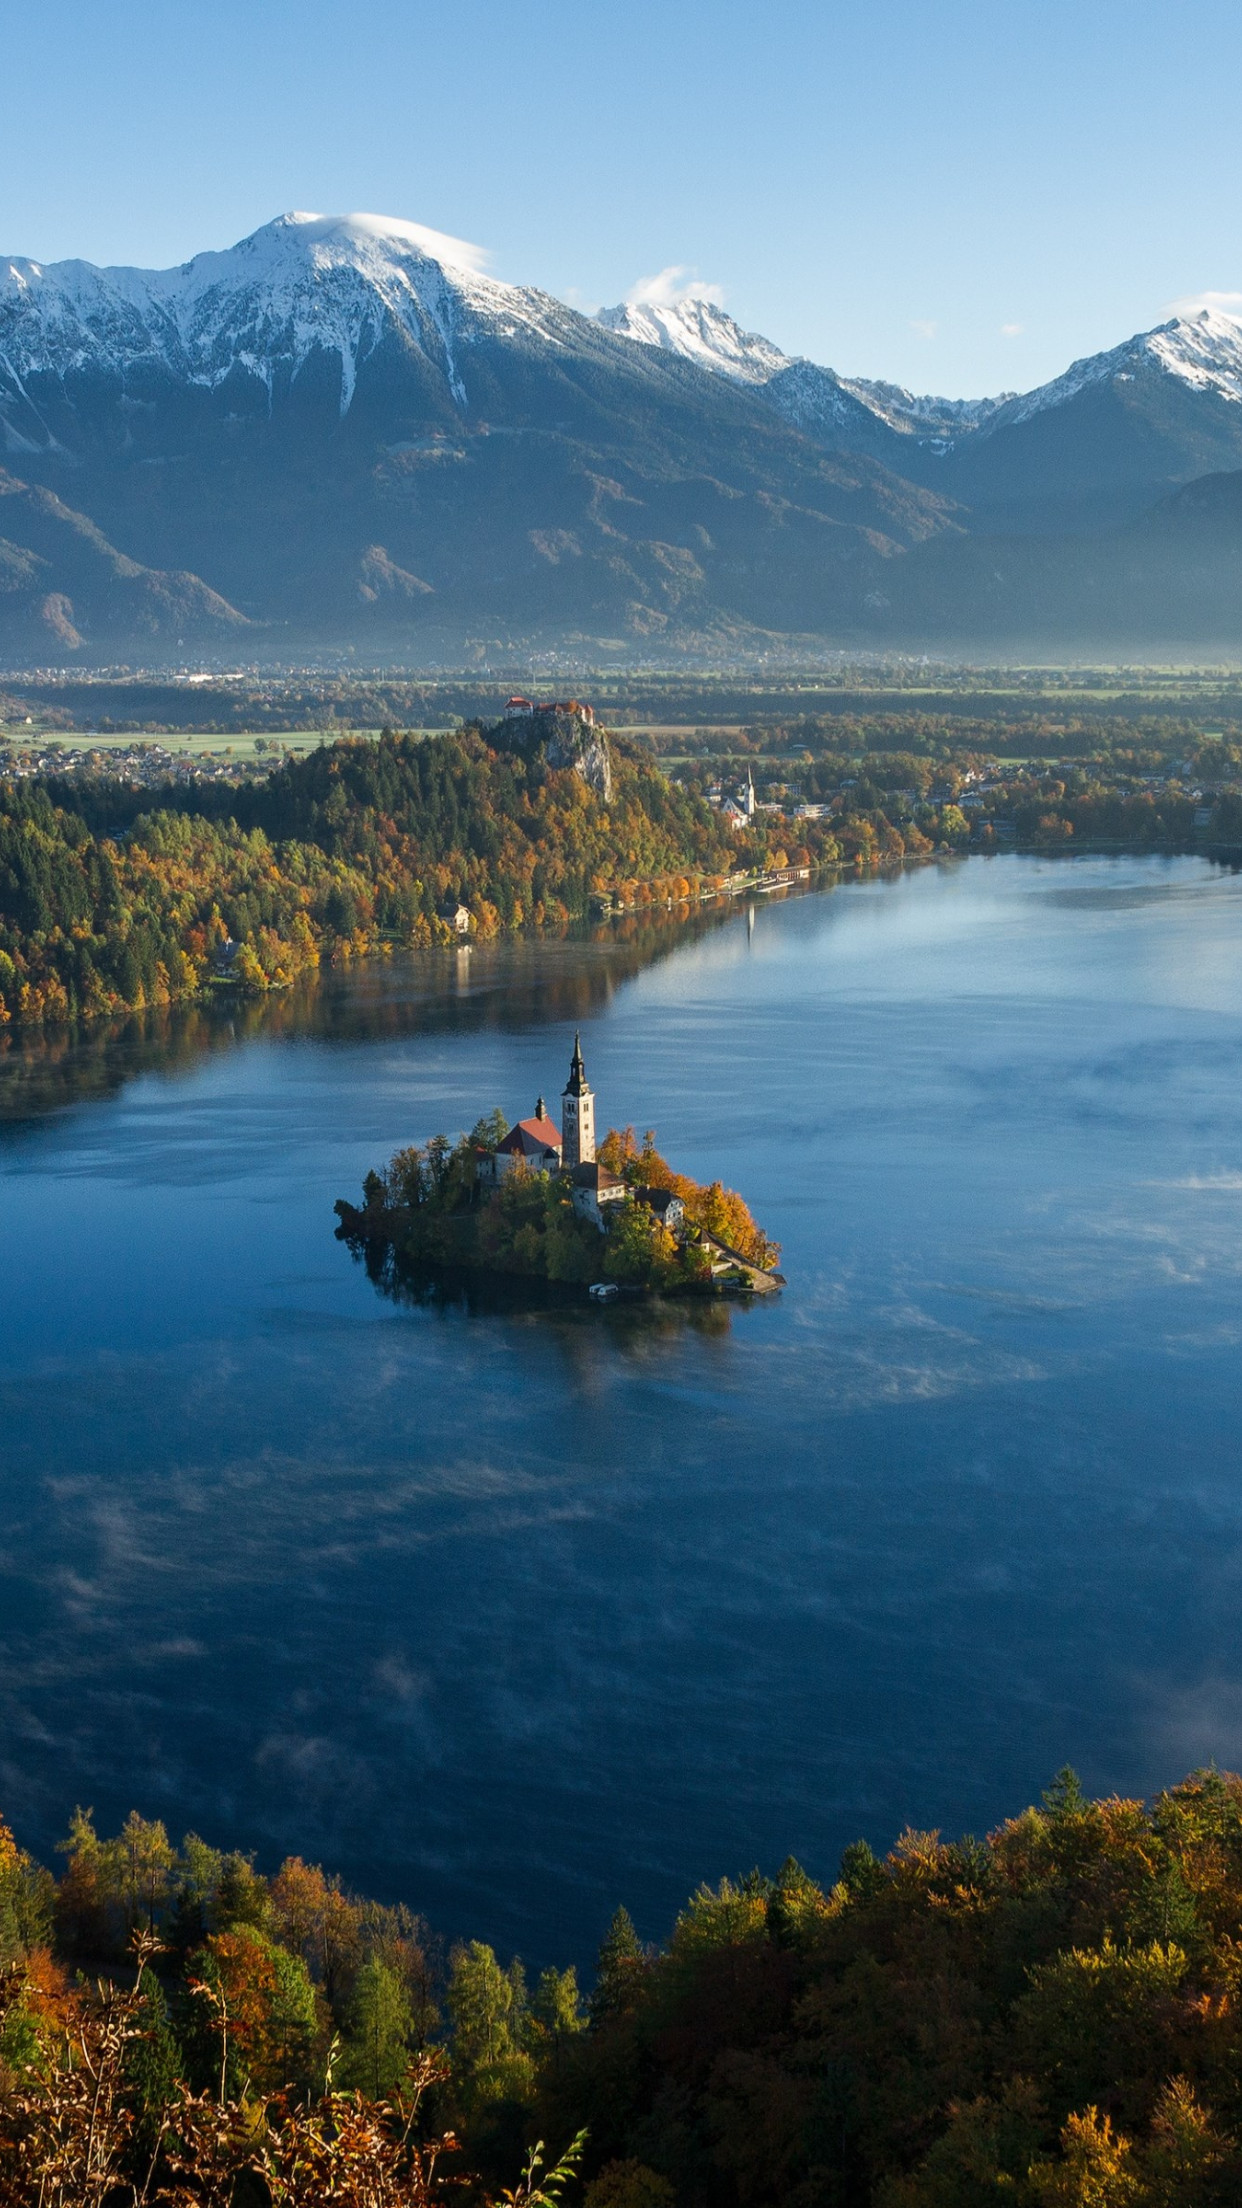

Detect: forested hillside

[4,1770,1242,2202]
[0,724,786,1027]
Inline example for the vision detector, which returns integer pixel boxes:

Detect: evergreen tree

[589,1907,645,2025]
[447,1940,534,2106]
[340,1956,413,2099]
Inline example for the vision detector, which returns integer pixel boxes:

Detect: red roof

[497,1115,562,1155]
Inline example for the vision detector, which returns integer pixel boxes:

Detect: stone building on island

[491,1100,561,1178]
[484,1037,623,1226]
[475,1035,779,1288]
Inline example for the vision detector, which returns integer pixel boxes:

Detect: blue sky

[6,0,1241,397]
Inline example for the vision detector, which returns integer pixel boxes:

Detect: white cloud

[1000,321,1023,338]
[910,317,937,341]
[1169,288,1242,322]
[327,213,493,275]
[627,264,725,309]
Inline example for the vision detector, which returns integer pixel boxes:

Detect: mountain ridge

[5,212,1242,658]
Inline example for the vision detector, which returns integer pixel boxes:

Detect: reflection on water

[343,1228,738,1340]
[0,894,773,1130]
[2,855,1242,1967]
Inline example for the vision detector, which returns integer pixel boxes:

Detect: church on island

[483,1034,685,1234]
[340,1032,783,1294]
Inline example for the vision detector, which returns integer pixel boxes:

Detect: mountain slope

[599,291,1242,533]
[857,464,1242,647]
[0,471,247,654]
[7,213,1242,657]
[0,215,964,656]
[932,311,1242,530]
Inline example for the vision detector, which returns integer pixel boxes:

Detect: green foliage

[339,1954,415,2098]
[601,1198,678,1287]
[448,1940,536,2111]
[584,2163,677,2208]
[122,1977,183,2145]
[590,1908,646,2027]
[528,1966,586,2063]
[17,1770,1242,2202]
[0,724,747,1027]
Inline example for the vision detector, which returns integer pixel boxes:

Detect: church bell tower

[561,1031,596,1166]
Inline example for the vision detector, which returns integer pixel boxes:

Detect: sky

[5,0,1242,398]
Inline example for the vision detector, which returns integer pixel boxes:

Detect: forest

[337,1124,781,1294]
[0,723,812,1028]
[5,1769,1242,2203]
[4,695,1240,1032]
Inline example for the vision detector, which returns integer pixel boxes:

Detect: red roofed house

[484,1097,562,1183]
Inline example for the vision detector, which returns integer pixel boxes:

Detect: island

[335,1034,784,1298]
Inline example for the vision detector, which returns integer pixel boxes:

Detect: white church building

[483,1034,627,1226]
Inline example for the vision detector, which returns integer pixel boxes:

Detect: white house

[568,1160,627,1228]
[720,767,756,827]
[636,1185,685,1232]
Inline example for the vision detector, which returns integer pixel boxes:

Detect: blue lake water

[2,853,1241,1965]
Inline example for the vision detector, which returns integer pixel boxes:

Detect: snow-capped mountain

[595,296,788,385]
[0,211,963,659]
[594,289,1242,513]
[992,308,1242,429]
[6,209,1242,657]
[594,292,1011,449]
[0,212,582,442]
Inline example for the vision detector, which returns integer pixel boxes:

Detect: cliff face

[497,706,613,800]
[539,707,612,800]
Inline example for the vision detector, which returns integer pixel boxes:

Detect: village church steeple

[561,1031,596,1166]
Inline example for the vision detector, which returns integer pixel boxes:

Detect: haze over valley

[7,211,1242,663]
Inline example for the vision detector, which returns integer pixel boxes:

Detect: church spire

[561,1030,596,1165]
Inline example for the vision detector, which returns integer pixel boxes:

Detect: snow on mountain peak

[595,295,788,386]
[595,292,1012,440]
[277,211,493,275]
[1144,307,1242,396]
[0,211,576,426]
[996,307,1242,430]
[836,375,1013,438]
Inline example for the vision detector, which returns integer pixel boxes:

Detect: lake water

[2,854,1241,1966]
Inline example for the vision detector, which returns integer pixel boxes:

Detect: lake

[2,853,1241,1967]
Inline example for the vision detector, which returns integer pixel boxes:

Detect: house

[440,900,473,933]
[503,696,534,718]
[636,1185,685,1232]
[720,767,756,827]
[486,1099,562,1182]
[568,1160,627,1228]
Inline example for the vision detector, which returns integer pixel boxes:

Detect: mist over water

[2,855,1241,1964]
